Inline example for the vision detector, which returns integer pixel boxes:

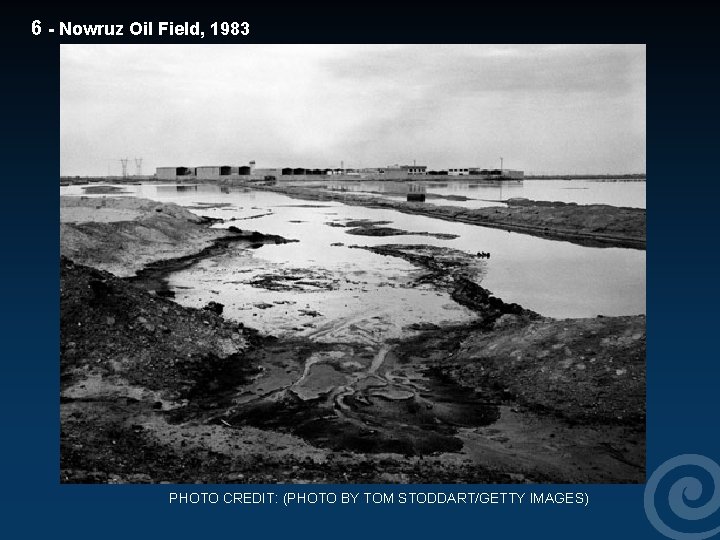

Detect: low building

[252,167,283,178]
[382,164,427,178]
[391,165,426,175]
[154,162,523,181]
[156,162,258,180]
[156,166,196,180]
[196,166,222,179]
[474,168,524,180]
[448,167,524,179]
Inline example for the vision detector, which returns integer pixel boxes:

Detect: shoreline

[251,184,646,250]
[60,194,645,483]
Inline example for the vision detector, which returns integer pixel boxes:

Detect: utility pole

[134,157,143,177]
[499,157,504,200]
[120,158,129,179]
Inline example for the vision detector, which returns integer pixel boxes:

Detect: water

[61,183,646,334]
[304,178,646,210]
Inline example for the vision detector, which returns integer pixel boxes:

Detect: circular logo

[644,454,720,540]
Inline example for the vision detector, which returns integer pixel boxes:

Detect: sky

[60,44,646,176]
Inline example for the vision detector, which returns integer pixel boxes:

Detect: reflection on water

[309,178,646,209]
[61,183,646,330]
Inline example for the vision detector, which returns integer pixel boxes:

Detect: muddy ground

[60,195,645,483]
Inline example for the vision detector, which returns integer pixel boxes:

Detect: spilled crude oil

[224,348,500,456]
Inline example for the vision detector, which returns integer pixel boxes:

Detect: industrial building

[154,162,522,181]
[155,162,430,181]
[382,164,427,176]
[448,168,524,179]
[157,164,256,180]
[156,162,336,181]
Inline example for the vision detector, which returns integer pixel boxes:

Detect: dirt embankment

[61,258,257,404]
[61,257,253,482]
[458,316,645,425]
[398,316,645,425]
[60,196,297,278]
[390,317,645,482]
[61,196,225,277]
[258,185,646,249]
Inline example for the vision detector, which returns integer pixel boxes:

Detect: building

[251,167,282,178]
[475,168,524,180]
[155,162,522,181]
[405,165,427,175]
[156,162,257,181]
[156,166,195,180]
[448,167,524,179]
[389,165,427,175]
[381,164,427,177]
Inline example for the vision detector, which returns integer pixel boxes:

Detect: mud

[217,339,501,457]
[350,243,533,324]
[247,268,338,292]
[327,186,476,203]
[325,218,459,239]
[126,228,298,297]
[185,202,234,209]
[81,185,130,194]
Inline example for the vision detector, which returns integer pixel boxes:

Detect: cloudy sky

[60,44,645,176]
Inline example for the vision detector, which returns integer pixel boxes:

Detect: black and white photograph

[60,44,646,484]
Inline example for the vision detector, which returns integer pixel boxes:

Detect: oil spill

[220,341,500,456]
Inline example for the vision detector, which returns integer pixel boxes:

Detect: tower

[120,158,129,178]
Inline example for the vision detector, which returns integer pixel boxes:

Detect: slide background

[2,7,719,539]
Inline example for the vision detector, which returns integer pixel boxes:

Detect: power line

[120,158,129,178]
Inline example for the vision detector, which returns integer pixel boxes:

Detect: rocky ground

[60,194,645,483]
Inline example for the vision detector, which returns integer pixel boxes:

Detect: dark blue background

[2,7,719,539]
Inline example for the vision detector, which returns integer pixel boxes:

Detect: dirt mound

[61,257,256,400]
[60,196,223,276]
[427,316,646,425]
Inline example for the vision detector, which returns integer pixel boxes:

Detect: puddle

[165,239,478,343]
[63,183,645,319]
